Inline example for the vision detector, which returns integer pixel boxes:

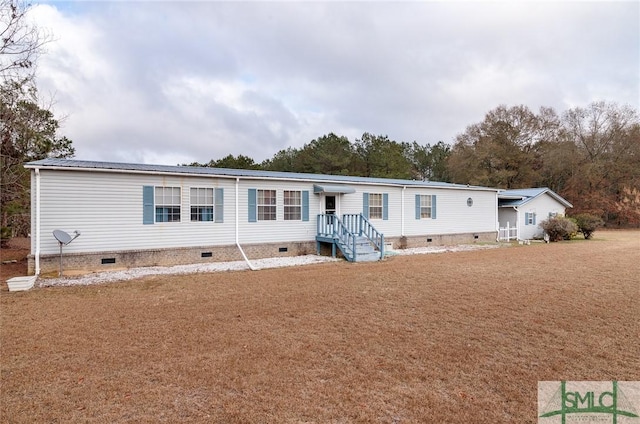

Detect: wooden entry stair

[316,214,384,262]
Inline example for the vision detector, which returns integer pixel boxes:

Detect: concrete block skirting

[27,231,497,275]
[384,231,498,250]
[28,241,317,275]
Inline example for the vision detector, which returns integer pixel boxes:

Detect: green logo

[539,381,639,423]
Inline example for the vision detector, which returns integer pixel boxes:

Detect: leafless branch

[0,0,51,80]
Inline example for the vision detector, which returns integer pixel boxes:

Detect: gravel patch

[387,243,503,256]
[38,244,505,287]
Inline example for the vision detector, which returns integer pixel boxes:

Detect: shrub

[539,216,578,242]
[572,213,604,239]
[0,226,10,248]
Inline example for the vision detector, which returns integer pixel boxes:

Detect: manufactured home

[25,159,501,275]
[498,188,573,241]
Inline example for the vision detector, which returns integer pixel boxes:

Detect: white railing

[499,222,518,241]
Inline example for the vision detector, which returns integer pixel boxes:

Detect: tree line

[188,101,640,227]
[188,134,452,182]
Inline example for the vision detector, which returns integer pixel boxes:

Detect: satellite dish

[53,229,73,245]
[52,229,81,276]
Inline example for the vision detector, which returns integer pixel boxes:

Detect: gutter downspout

[513,206,519,241]
[401,186,406,236]
[35,168,41,275]
[495,192,500,242]
[235,177,257,271]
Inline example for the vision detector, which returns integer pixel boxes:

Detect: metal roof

[25,158,499,191]
[498,188,573,208]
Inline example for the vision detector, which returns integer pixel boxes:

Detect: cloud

[31,1,639,165]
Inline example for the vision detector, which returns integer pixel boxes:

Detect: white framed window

[155,187,181,222]
[369,193,383,219]
[190,188,214,222]
[284,190,302,221]
[258,189,276,221]
[419,195,432,218]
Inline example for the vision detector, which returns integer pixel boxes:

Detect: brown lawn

[1,230,639,423]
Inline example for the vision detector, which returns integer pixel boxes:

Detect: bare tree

[1,0,50,80]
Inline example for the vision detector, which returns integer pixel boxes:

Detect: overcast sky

[31,1,639,166]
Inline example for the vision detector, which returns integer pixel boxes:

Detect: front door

[325,196,336,215]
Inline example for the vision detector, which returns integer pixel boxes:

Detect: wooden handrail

[341,214,385,258]
[317,214,357,261]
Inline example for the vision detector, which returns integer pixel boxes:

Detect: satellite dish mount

[53,229,81,277]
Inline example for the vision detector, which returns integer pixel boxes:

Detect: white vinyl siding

[402,188,497,236]
[34,170,237,254]
[33,168,499,257]
[516,194,567,240]
[240,182,316,243]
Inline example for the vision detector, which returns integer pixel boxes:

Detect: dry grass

[1,230,639,423]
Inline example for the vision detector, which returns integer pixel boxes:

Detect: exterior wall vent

[201,252,213,258]
[426,238,433,243]
[278,247,288,252]
[101,258,116,265]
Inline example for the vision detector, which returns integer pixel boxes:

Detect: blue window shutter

[363,193,369,219]
[383,193,389,220]
[248,189,257,222]
[431,195,437,219]
[525,212,530,225]
[533,213,536,225]
[302,190,309,222]
[415,195,421,220]
[215,188,224,223]
[143,186,154,225]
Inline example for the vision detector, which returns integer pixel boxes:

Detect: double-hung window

[368,193,383,219]
[414,194,437,220]
[418,195,432,218]
[155,187,181,222]
[363,192,388,220]
[284,190,302,221]
[258,189,276,221]
[190,188,214,222]
[249,188,308,223]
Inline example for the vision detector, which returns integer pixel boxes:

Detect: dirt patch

[1,230,639,423]
[0,238,29,283]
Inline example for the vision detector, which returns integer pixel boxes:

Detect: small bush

[539,216,578,242]
[572,213,604,239]
[0,226,10,248]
